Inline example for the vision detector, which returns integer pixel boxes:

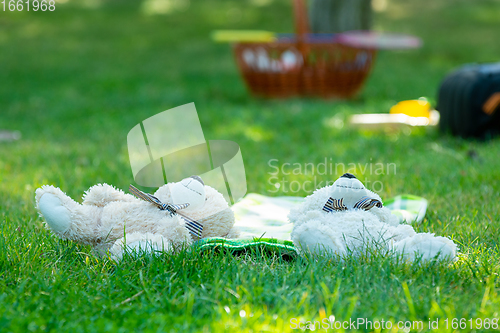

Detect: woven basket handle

[293,0,309,55]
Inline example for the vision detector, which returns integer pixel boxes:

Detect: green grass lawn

[1,0,500,331]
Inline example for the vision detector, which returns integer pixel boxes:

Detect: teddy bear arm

[292,219,347,257]
[368,207,400,226]
[83,184,137,207]
[109,232,173,261]
[198,207,236,238]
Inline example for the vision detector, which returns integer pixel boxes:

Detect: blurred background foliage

[1,0,499,201]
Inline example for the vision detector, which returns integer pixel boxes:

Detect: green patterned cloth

[231,193,427,240]
[384,194,428,224]
[198,193,428,254]
[231,193,303,240]
[195,237,296,258]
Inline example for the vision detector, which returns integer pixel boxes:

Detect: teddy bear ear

[341,173,357,179]
[189,175,204,186]
[153,183,172,199]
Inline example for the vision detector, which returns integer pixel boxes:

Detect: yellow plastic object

[390,99,431,118]
[211,30,276,43]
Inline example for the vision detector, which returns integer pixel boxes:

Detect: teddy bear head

[153,175,207,213]
[290,173,385,222]
[152,175,237,238]
[325,173,383,212]
[289,173,397,231]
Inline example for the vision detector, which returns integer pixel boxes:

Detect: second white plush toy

[289,173,457,261]
[35,176,238,259]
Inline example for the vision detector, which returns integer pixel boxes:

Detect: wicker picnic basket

[233,0,376,99]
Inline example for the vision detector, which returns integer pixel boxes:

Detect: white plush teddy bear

[35,175,237,259]
[289,173,457,261]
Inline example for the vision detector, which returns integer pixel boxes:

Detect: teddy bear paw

[36,192,71,235]
[393,234,457,262]
[293,221,347,257]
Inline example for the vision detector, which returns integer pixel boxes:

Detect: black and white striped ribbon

[129,185,203,241]
[323,197,348,212]
[323,196,383,213]
[353,196,383,210]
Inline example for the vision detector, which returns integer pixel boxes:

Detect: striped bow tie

[323,197,348,212]
[323,196,383,213]
[353,196,383,210]
[129,185,203,241]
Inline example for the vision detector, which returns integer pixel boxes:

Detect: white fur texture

[289,176,457,262]
[35,178,238,258]
[109,232,172,261]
